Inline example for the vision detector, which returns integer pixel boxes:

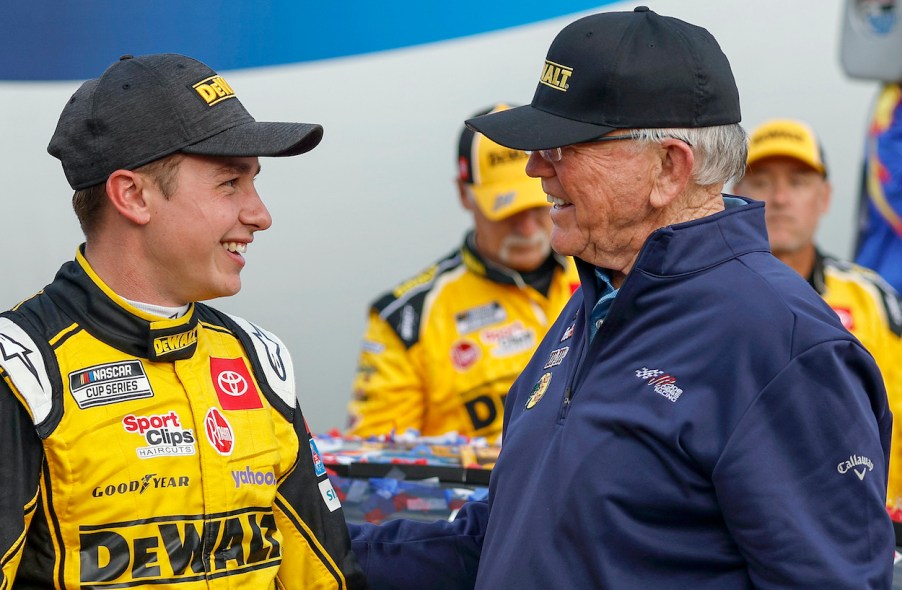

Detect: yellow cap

[458,104,550,221]
[746,119,827,176]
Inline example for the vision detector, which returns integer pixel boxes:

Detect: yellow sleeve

[346,309,426,437]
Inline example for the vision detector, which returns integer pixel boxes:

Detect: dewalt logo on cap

[540,60,572,92]
[192,75,236,106]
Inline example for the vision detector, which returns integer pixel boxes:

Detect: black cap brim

[466,105,617,151]
[183,121,324,158]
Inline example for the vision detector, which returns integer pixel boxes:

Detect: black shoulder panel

[370,249,463,349]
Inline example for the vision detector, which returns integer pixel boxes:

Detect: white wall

[0,0,878,431]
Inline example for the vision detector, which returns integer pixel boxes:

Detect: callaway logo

[837,454,874,481]
[635,367,683,402]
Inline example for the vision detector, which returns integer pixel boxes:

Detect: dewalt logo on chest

[79,509,281,584]
[153,327,198,357]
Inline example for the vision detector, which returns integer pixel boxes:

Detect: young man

[0,54,366,588]
[736,117,902,517]
[350,8,894,589]
[346,104,578,441]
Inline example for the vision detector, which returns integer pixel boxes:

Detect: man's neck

[774,244,817,280]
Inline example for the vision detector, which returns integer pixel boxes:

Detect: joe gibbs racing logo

[204,408,234,455]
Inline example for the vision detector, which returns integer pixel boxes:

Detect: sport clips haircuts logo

[122,411,195,459]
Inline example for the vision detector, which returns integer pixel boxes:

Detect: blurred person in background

[346,104,578,441]
[735,117,902,520]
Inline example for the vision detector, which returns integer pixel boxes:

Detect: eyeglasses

[528,134,693,163]
[527,134,635,163]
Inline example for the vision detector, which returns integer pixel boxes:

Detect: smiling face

[137,154,271,305]
[525,138,664,274]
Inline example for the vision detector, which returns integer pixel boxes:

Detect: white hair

[629,124,748,188]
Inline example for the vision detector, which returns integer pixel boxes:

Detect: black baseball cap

[466,6,741,150]
[48,53,324,190]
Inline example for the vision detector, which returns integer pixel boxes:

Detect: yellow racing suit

[812,251,902,509]
[346,233,579,441]
[0,248,366,589]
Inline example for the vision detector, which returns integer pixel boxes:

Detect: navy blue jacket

[351,198,894,589]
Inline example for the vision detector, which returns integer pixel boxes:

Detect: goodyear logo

[153,327,198,357]
[540,60,572,92]
[192,75,236,106]
[79,509,280,584]
[92,474,189,497]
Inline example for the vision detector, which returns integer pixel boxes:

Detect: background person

[0,54,366,588]
[735,117,902,518]
[349,8,894,589]
[345,104,578,441]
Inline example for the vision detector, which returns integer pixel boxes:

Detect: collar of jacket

[574,197,771,305]
[807,248,827,295]
[461,230,568,287]
[44,245,200,361]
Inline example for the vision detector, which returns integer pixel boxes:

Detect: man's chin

[501,249,552,272]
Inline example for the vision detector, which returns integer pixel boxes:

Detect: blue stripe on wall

[1,1,619,81]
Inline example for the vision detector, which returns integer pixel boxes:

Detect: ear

[105,169,152,225]
[456,178,476,212]
[649,139,695,209]
[818,179,832,216]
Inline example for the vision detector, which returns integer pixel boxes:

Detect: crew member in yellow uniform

[346,104,580,441]
[735,118,902,510]
[0,54,365,588]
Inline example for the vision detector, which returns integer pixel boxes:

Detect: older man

[350,8,894,589]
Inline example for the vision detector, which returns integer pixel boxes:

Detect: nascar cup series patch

[525,372,552,409]
[69,360,154,409]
